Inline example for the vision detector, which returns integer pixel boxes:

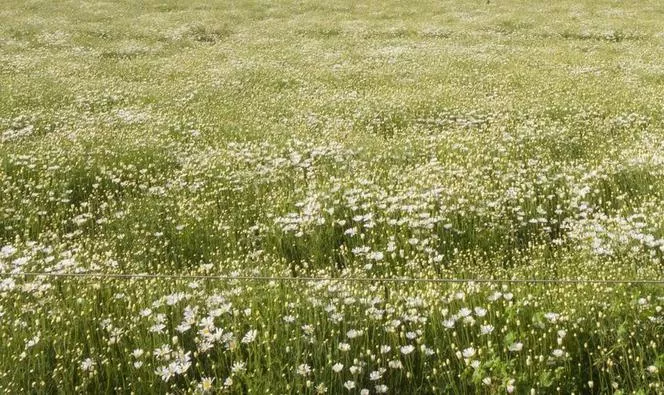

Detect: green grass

[1,0,663,393]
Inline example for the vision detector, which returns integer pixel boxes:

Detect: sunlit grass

[1,0,663,393]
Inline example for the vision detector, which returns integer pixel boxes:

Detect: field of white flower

[1,0,664,393]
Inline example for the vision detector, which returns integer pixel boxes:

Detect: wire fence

[2,271,664,284]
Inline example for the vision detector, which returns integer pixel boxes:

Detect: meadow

[1,0,663,393]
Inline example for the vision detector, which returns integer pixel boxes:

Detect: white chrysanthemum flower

[153,344,172,360]
[488,292,502,301]
[199,377,214,392]
[380,345,391,354]
[344,227,357,236]
[442,319,456,329]
[231,361,246,373]
[375,384,388,393]
[369,370,383,381]
[0,278,15,292]
[165,292,186,306]
[0,245,17,258]
[544,312,560,323]
[171,351,191,374]
[80,358,94,372]
[26,335,40,348]
[508,342,523,352]
[462,347,476,358]
[367,251,384,261]
[480,324,494,335]
[400,345,415,355]
[241,329,257,344]
[150,323,166,334]
[343,381,356,390]
[302,324,314,335]
[416,341,430,353]
[198,341,213,353]
[388,360,403,369]
[155,366,174,382]
[332,362,344,373]
[458,307,472,317]
[297,363,312,376]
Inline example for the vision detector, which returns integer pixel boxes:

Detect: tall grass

[1,0,663,392]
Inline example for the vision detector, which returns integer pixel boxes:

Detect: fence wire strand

[1,271,663,284]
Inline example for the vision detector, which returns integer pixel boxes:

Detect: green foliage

[0,0,663,393]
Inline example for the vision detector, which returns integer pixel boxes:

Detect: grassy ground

[1,0,663,393]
